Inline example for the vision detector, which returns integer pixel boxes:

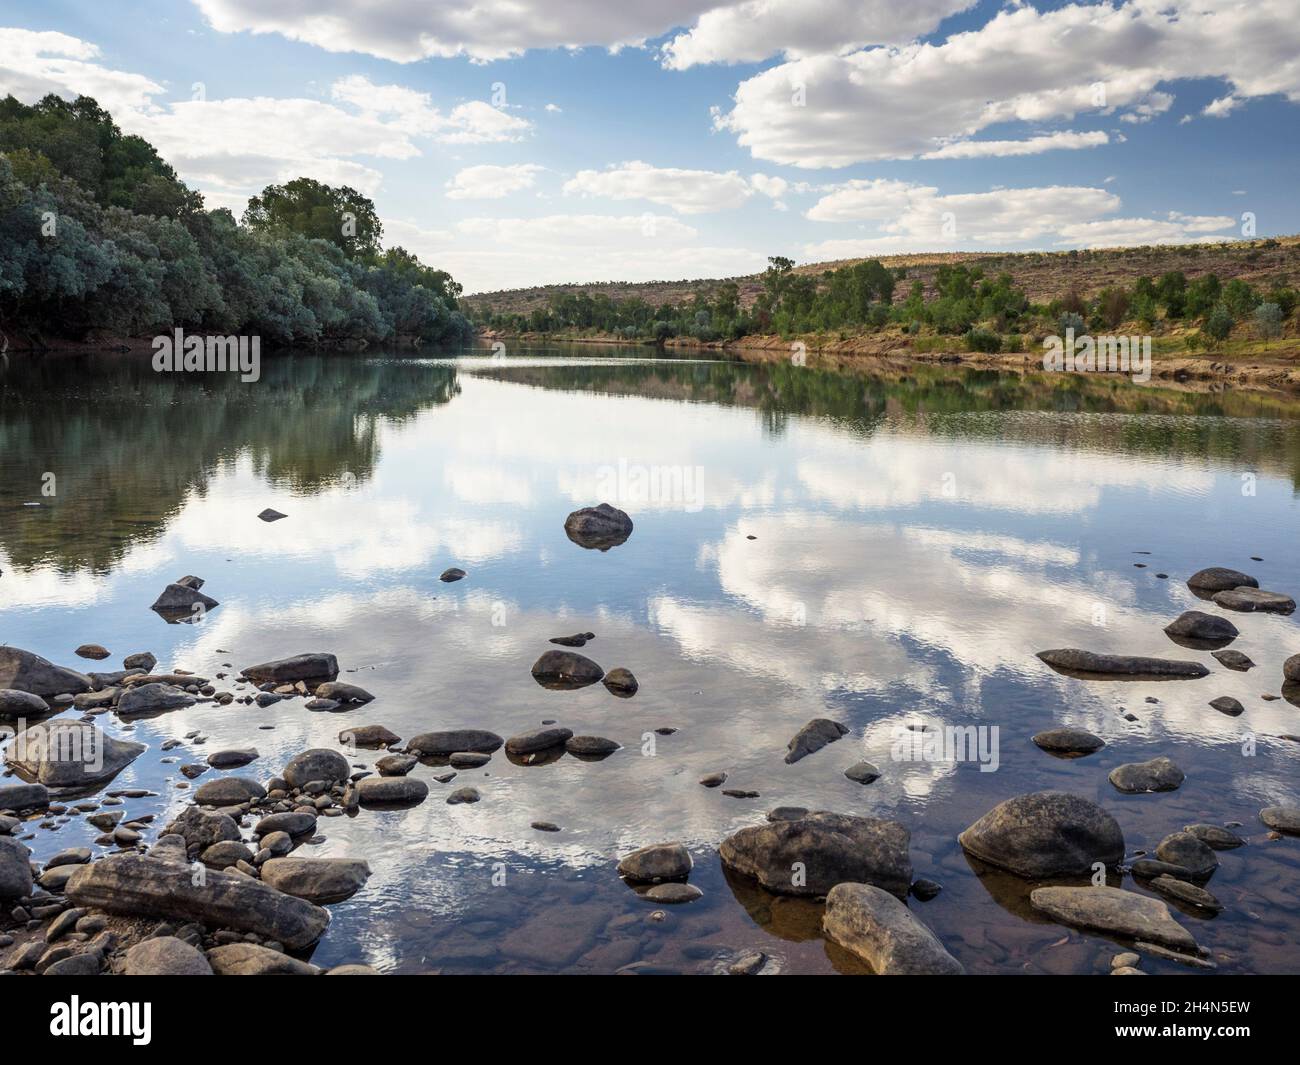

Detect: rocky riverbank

[3,510,1300,975]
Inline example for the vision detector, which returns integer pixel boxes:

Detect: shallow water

[2,344,1300,974]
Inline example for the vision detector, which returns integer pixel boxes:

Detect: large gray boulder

[122,936,213,975]
[0,781,50,810]
[0,647,91,696]
[1029,886,1200,953]
[117,682,196,716]
[1036,649,1208,678]
[260,857,371,903]
[530,650,605,690]
[3,720,145,791]
[66,853,329,950]
[0,836,33,898]
[282,748,350,788]
[823,883,964,975]
[564,503,633,550]
[958,792,1124,878]
[0,688,51,720]
[784,718,849,764]
[719,811,911,898]
[406,729,503,755]
[240,653,339,685]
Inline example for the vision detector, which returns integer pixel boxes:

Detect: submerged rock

[958,792,1124,878]
[1211,587,1295,614]
[1032,728,1105,756]
[784,718,849,764]
[408,729,503,755]
[1037,649,1209,678]
[1029,886,1199,953]
[618,842,692,883]
[1259,806,1300,834]
[719,811,911,898]
[530,650,605,690]
[645,882,702,904]
[564,503,634,550]
[823,882,964,975]
[1182,823,1245,850]
[261,857,371,904]
[4,720,145,791]
[1149,876,1223,913]
[1187,567,1257,593]
[241,653,339,685]
[1108,757,1185,793]
[66,853,329,950]
[0,646,92,697]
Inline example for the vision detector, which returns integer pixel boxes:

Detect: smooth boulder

[117,682,197,716]
[193,776,266,805]
[1108,757,1184,793]
[357,776,428,805]
[958,792,1123,878]
[564,503,633,550]
[241,653,339,685]
[0,647,91,697]
[261,857,371,904]
[122,937,213,976]
[506,727,573,755]
[282,748,350,788]
[719,811,911,898]
[407,729,503,755]
[4,720,145,790]
[530,650,605,690]
[823,883,964,975]
[1162,610,1238,643]
[0,688,51,719]
[1211,587,1295,614]
[317,681,374,705]
[784,718,849,764]
[1187,567,1257,593]
[1032,728,1105,756]
[0,837,33,898]
[618,842,692,883]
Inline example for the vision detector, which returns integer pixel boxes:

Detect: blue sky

[2,0,1298,292]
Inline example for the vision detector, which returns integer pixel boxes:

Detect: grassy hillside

[464,237,1300,316]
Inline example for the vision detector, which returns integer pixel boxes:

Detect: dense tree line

[0,94,470,347]
[477,252,1297,353]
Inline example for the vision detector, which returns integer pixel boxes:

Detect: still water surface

[2,344,1299,973]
